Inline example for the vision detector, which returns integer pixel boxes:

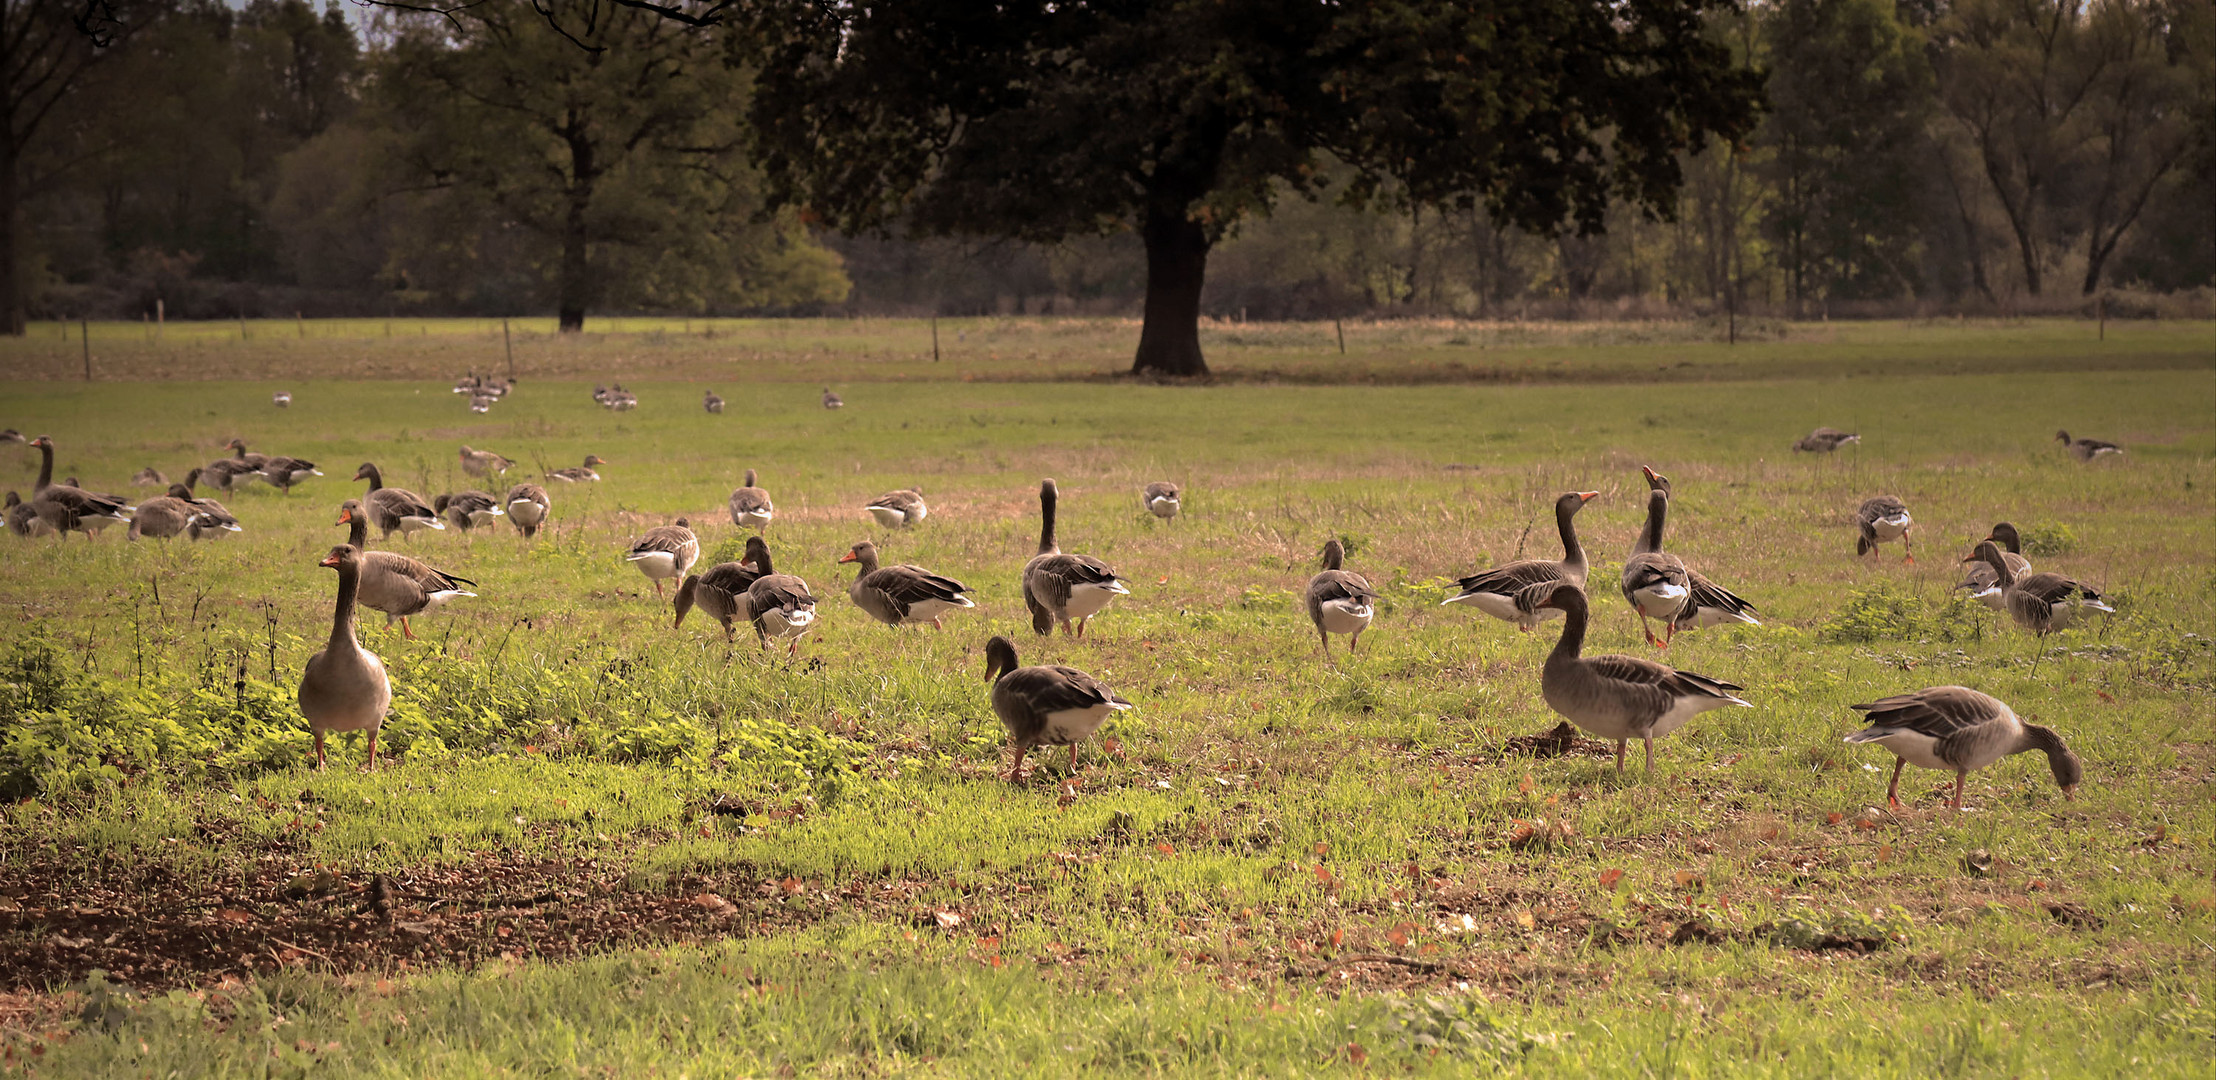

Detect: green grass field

[1,318,2213,1076]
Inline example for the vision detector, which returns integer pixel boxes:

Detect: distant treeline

[13,0,2211,328]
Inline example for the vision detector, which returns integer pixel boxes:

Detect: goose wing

[1453,558,1566,598]
[629,525,697,557]
[1682,568,1758,620]
[1848,686,2002,739]
[747,574,817,614]
[1001,664,1130,714]
[861,564,971,613]
[1308,569,1376,606]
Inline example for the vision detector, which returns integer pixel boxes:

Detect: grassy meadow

[0,317,2213,1076]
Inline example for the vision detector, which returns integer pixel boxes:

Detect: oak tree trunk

[1131,207,1210,377]
[558,121,595,333]
[0,140,20,336]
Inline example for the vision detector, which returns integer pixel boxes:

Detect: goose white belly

[1317,598,1373,635]
[417,588,477,614]
[628,551,683,580]
[867,506,908,528]
[1969,586,2006,611]
[78,514,130,533]
[898,596,975,625]
[1545,679,1747,742]
[1867,515,1911,542]
[395,516,445,535]
[1062,580,1129,620]
[1037,701,1131,746]
[1147,496,1180,519]
[1628,582,1688,619]
[1683,605,1760,628]
[760,605,816,639]
[733,509,773,529]
[1844,728,1953,771]
[1444,589,1561,627]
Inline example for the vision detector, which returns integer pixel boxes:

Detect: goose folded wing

[1310,570,1377,605]
[1009,666,1129,712]
[2019,572,2099,606]
[870,566,970,605]
[1685,571,1757,616]
[698,563,763,594]
[630,528,694,556]
[750,579,817,613]
[1849,688,1989,737]
[366,552,475,595]
[372,489,437,519]
[1455,559,1564,597]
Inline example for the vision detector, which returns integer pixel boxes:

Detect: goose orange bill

[318,551,344,567]
[336,508,354,524]
[1578,491,1600,501]
[837,551,860,563]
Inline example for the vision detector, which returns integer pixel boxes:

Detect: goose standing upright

[864,487,927,527]
[2055,430,2122,461]
[983,635,1131,782]
[740,539,818,656]
[547,455,607,483]
[200,440,262,492]
[1619,485,1692,647]
[352,463,444,539]
[1640,468,1760,638]
[1142,481,1181,522]
[1966,540,2113,638]
[503,483,551,538]
[1021,479,1129,637]
[728,469,775,531]
[1528,583,1751,774]
[1843,686,2081,809]
[298,545,393,770]
[626,519,700,598]
[25,437,133,539]
[840,539,976,629]
[1855,495,1915,563]
[1957,523,2033,610]
[337,501,477,638]
[674,537,769,642]
[1307,538,1377,661]
[1445,491,1597,629]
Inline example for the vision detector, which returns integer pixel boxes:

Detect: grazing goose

[1792,427,1860,453]
[547,454,606,483]
[257,456,321,493]
[1142,481,1182,522]
[468,394,495,414]
[626,518,700,597]
[173,483,242,539]
[127,493,197,541]
[272,391,291,408]
[864,487,928,527]
[739,540,818,656]
[200,441,264,492]
[1444,490,1597,630]
[1957,522,2033,611]
[822,387,844,409]
[728,469,774,531]
[1854,495,1914,563]
[703,390,725,414]
[1527,583,1751,775]
[352,463,444,538]
[337,501,477,638]
[458,445,514,478]
[1640,468,1760,638]
[2055,430,2122,462]
[1966,540,2113,638]
[840,540,976,629]
[176,471,232,516]
[1021,479,1129,637]
[131,467,167,487]
[298,545,393,770]
[606,390,639,411]
[674,538,769,641]
[25,437,133,539]
[983,635,1131,782]
[1843,686,2081,809]
[1307,538,1377,660]
[1619,486,1692,647]
[434,490,506,531]
[5,492,54,537]
[503,483,551,538]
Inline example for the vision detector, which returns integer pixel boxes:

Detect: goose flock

[5,416,2125,811]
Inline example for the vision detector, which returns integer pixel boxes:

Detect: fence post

[503,318,515,377]
[1335,317,1346,354]
[80,319,91,381]
[931,314,940,362]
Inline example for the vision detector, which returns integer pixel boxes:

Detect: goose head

[983,635,1021,684]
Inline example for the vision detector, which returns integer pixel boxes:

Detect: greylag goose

[1641,468,1760,638]
[1143,481,1181,522]
[434,490,505,531]
[455,374,483,394]
[1021,479,1129,637]
[503,483,551,538]
[865,487,928,527]
[740,540,818,656]
[0,429,21,443]
[468,394,495,414]
[298,545,393,770]
[674,538,769,641]
[626,518,700,597]
[198,440,264,491]
[1527,583,1751,774]
[1843,686,2081,809]
[547,454,606,483]
[1793,427,1860,452]
[223,438,269,470]
[983,634,1131,782]
[1620,486,1692,647]
[352,463,444,538]
[1957,523,2032,610]
[840,540,976,629]
[591,384,610,405]
[822,388,844,409]
[131,467,167,487]
[26,437,133,539]
[1444,490,1597,630]
[257,456,321,493]
[176,483,242,540]
[703,390,725,414]
[128,493,196,541]
[337,501,477,638]
[1307,538,1377,660]
[2056,430,2122,461]
[458,446,514,477]
[1966,540,2113,638]
[1854,495,1914,563]
[728,469,774,531]
[5,492,54,537]
[273,391,291,408]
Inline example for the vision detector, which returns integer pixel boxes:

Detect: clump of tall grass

[1819,585,1988,645]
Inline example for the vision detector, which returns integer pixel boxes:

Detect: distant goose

[1843,686,2081,809]
[257,456,322,493]
[503,483,551,538]
[351,463,443,539]
[1619,485,1692,647]
[1641,468,1760,638]
[434,490,506,531]
[864,487,927,527]
[674,537,769,641]
[1527,582,1751,774]
[454,374,483,394]
[468,394,495,414]
[337,500,476,638]
[1445,490,1596,630]
[606,390,638,411]
[1855,495,1914,563]
[1793,427,1860,453]
[172,484,242,539]
[626,519,699,598]
[738,539,817,656]
[273,391,291,408]
[458,445,514,477]
[26,436,133,538]
[703,390,725,414]
[1966,540,2113,638]
[1021,479,1129,637]
[5,492,55,537]
[983,634,1131,782]
[1957,522,2033,610]
[591,384,610,405]
[127,493,198,541]
[547,454,606,483]
[2056,430,2122,462]
[298,544,393,770]
[131,467,167,487]
[0,430,22,443]
[1143,481,1181,521]
[728,469,774,531]
[175,473,234,518]
[222,438,269,471]
[1307,538,1377,661]
[822,387,844,409]
[840,539,976,629]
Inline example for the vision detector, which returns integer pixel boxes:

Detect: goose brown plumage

[1445,491,1597,630]
[738,539,817,656]
[2055,430,2122,462]
[1792,427,1860,452]
[1307,538,1377,660]
[503,483,551,538]
[674,537,769,641]
[983,635,1131,782]
[728,468,774,531]
[1843,686,2081,809]
[5,492,54,538]
[458,445,515,477]
[626,519,700,597]
[840,540,975,629]
[1527,583,1751,774]
[1142,481,1181,521]
[351,462,443,539]
[1854,495,1914,563]
[1619,486,1692,647]
[434,490,505,531]
[1639,468,1759,639]
[298,544,393,770]
[1957,522,2033,610]
[1966,540,2113,639]
[864,487,927,527]
[547,454,607,483]
[257,455,322,493]
[703,390,725,414]
[1021,479,1129,637]
[25,437,133,539]
[336,500,477,638]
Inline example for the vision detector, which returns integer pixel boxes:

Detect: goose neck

[1557,500,1587,572]
[329,563,362,648]
[1633,491,1668,555]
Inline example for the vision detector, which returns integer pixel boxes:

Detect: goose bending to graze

[273,391,291,408]
[26,437,133,539]
[1528,583,1751,775]
[458,446,514,478]
[1855,495,1914,563]
[1966,540,2113,638]
[728,469,774,531]
[1793,427,1860,453]
[176,483,242,540]
[547,454,606,483]
[132,467,167,487]
[1022,479,1129,637]
[703,390,725,414]
[503,483,550,538]
[1307,538,1377,661]
[984,635,1131,782]
[674,538,769,642]
[1843,686,2081,810]
[740,540,817,656]
[822,387,843,409]
[626,519,699,598]
[1445,491,1597,630]
[337,501,477,638]
[257,456,321,493]
[128,494,196,540]
[1619,485,1692,647]
[865,487,927,527]
[2056,430,2122,462]
[352,463,444,539]
[298,545,393,771]
[1639,468,1760,638]
[841,540,976,629]
[1957,523,2033,611]
[1143,481,1181,521]
[434,490,505,531]
[5,492,54,538]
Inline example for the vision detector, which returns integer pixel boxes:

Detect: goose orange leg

[1950,771,1966,809]
[1885,758,1907,810]
[1005,745,1029,784]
